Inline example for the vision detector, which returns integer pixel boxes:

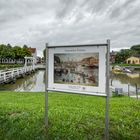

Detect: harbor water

[0,70,140,94]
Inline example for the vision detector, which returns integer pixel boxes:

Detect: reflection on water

[0,70,140,93]
[111,71,140,93]
[0,70,45,92]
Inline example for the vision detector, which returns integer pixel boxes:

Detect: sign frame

[45,40,110,140]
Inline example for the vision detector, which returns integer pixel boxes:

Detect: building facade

[126,56,140,64]
[110,51,117,64]
[28,48,38,64]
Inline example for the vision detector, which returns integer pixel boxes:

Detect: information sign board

[47,44,107,96]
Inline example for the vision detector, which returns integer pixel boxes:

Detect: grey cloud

[0,0,140,57]
[123,0,136,7]
[55,0,76,18]
[0,0,55,25]
[84,0,111,14]
[54,0,118,24]
[78,0,117,17]
[109,0,139,19]
[110,7,121,19]
[122,5,140,21]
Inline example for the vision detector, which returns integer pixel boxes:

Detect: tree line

[115,44,140,63]
[0,44,31,59]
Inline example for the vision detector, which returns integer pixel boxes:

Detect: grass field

[112,63,140,67]
[0,92,140,140]
[0,64,23,70]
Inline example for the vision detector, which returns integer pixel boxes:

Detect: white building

[28,48,38,64]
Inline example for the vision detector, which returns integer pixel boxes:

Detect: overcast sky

[0,0,140,57]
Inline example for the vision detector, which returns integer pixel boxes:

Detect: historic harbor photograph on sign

[54,53,99,86]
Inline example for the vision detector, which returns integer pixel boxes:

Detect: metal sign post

[45,43,49,128]
[105,39,110,140]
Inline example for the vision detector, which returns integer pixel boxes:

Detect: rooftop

[28,48,36,54]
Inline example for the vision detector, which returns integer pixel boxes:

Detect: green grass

[112,63,140,67]
[0,64,23,70]
[0,92,140,140]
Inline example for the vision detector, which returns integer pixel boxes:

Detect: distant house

[28,48,38,64]
[28,48,37,58]
[110,51,117,64]
[126,56,140,64]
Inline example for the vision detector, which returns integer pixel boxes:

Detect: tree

[43,49,46,61]
[12,46,31,59]
[0,43,32,59]
[23,45,31,57]
[23,45,28,48]
[0,44,15,58]
[7,44,15,58]
[130,45,140,54]
[0,44,7,58]
[43,43,49,62]
[12,46,24,59]
[115,49,132,63]
[7,43,12,48]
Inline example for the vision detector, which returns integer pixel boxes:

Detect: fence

[0,66,37,84]
[0,58,34,64]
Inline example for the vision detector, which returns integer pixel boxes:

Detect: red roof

[28,48,36,53]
